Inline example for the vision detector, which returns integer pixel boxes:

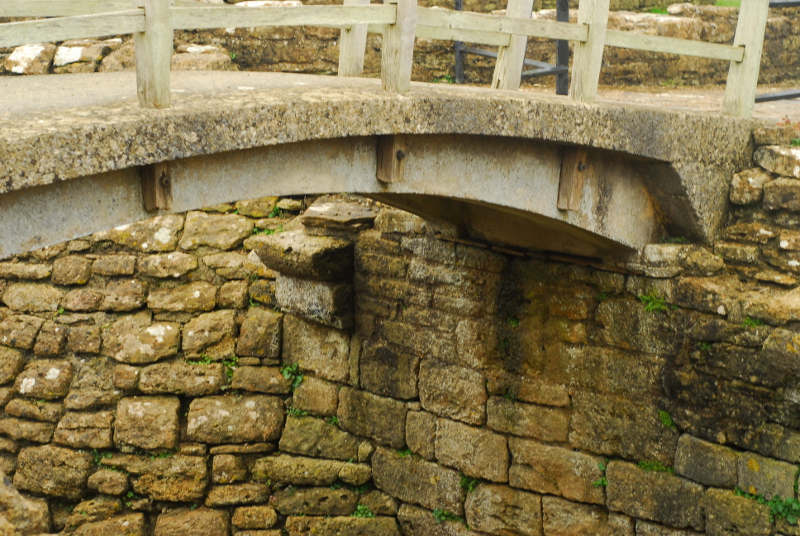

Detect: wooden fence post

[338,0,370,77]
[568,0,610,102]
[722,0,769,118]
[133,0,172,108]
[491,0,533,90]
[381,0,417,93]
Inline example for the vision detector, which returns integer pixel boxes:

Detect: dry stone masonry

[3,128,800,534]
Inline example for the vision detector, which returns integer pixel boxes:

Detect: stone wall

[3,126,800,534]
[1,3,799,87]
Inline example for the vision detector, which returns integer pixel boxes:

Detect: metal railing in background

[754,0,800,103]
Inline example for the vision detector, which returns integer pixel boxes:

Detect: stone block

[292,376,339,417]
[272,486,358,515]
[419,360,486,425]
[236,307,282,358]
[0,418,54,443]
[464,483,542,536]
[635,520,701,536]
[33,320,67,356]
[284,315,350,383]
[606,461,704,531]
[63,290,101,315]
[755,145,800,179]
[372,447,464,514]
[92,214,183,252]
[212,454,248,484]
[179,211,253,250]
[596,299,686,355]
[435,418,508,482]
[738,451,797,499]
[337,387,407,449]
[252,454,343,486]
[14,444,93,499]
[64,496,123,531]
[148,281,217,313]
[102,312,180,364]
[764,178,800,211]
[674,434,739,488]
[139,252,198,278]
[509,438,604,504]
[113,365,139,390]
[205,483,270,507]
[487,396,569,443]
[0,262,50,280]
[752,422,800,464]
[360,341,419,399]
[101,279,146,312]
[218,279,249,309]
[114,396,180,450]
[249,279,277,307]
[730,168,773,205]
[3,283,63,312]
[232,506,278,529]
[92,255,136,276]
[276,275,353,329]
[398,504,472,536]
[406,411,437,461]
[101,454,208,502]
[360,490,398,516]
[279,415,359,460]
[250,230,353,281]
[52,256,93,285]
[231,366,291,394]
[187,395,284,444]
[54,410,114,449]
[542,496,633,536]
[5,398,63,422]
[705,488,771,536]
[286,516,401,536]
[139,362,225,396]
[0,314,43,349]
[88,469,129,495]
[73,514,146,536]
[154,508,229,536]
[15,359,73,399]
[182,309,236,359]
[338,461,371,485]
[0,347,23,385]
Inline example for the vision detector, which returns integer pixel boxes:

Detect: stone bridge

[0,70,755,261]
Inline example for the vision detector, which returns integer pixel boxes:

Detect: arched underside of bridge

[0,72,754,259]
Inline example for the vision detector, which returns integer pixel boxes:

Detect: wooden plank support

[376,135,406,183]
[381,0,417,93]
[569,0,610,102]
[722,0,769,117]
[557,146,588,211]
[338,0,370,77]
[141,162,172,211]
[604,30,744,62]
[133,0,173,109]
[491,0,534,90]
[0,10,144,49]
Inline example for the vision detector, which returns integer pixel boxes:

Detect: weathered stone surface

[0,347,23,385]
[155,508,229,536]
[4,43,56,75]
[212,454,248,484]
[139,252,198,278]
[2,283,63,312]
[435,418,507,482]
[87,469,129,495]
[764,178,800,211]
[286,516,401,536]
[102,312,180,364]
[14,359,73,399]
[93,215,184,252]
[64,496,122,531]
[674,434,739,488]
[360,342,419,399]
[250,230,353,281]
[139,362,224,396]
[738,451,797,499]
[607,461,704,531]
[543,496,633,536]
[0,468,51,535]
[730,168,773,205]
[52,256,93,285]
[509,438,604,504]
[635,520,700,536]
[114,396,180,450]
[179,211,252,250]
[0,418,54,443]
[187,395,284,443]
[236,307,282,359]
[487,396,569,443]
[705,488,771,536]
[755,145,800,179]
[64,356,119,411]
[100,279,146,311]
[372,447,464,514]
[54,410,114,448]
[338,387,407,449]
[419,360,486,425]
[406,411,436,461]
[148,281,217,312]
[0,314,43,349]
[252,454,343,486]
[73,513,146,536]
[292,376,339,417]
[231,366,290,394]
[0,262,50,280]
[218,279,249,309]
[206,483,270,506]
[279,415,359,460]
[13,444,92,499]
[338,461,371,485]
[5,398,63,422]
[235,196,279,218]
[398,504,472,536]
[360,490,397,516]
[182,309,236,359]
[114,364,140,390]
[33,320,67,356]
[232,505,278,529]
[276,275,353,329]
[102,454,208,502]
[284,315,349,383]
[272,486,358,515]
[465,483,542,536]
[92,255,136,276]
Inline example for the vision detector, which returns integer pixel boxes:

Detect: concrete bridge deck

[0,71,788,260]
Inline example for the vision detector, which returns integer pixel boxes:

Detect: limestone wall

[3,126,800,534]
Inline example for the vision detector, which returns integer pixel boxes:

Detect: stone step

[755,145,800,179]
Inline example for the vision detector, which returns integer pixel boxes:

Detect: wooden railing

[0,0,770,117]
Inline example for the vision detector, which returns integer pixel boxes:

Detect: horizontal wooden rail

[0,9,144,48]
[368,21,512,47]
[171,4,395,31]
[605,29,744,62]
[0,0,201,17]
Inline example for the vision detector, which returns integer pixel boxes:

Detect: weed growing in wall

[637,461,675,474]
[659,410,677,430]
[433,509,469,528]
[593,460,609,487]
[460,473,479,494]
[735,487,800,525]
[638,292,669,313]
[351,505,375,518]
[280,363,304,391]
[742,317,765,328]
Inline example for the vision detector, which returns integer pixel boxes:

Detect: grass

[742,317,765,328]
[507,316,520,328]
[648,6,669,13]
[433,509,468,527]
[792,139,800,147]
[433,75,455,84]
[638,292,669,313]
[714,0,741,6]
[638,460,675,473]
[659,410,677,430]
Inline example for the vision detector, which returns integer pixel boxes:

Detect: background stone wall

[3,127,800,534]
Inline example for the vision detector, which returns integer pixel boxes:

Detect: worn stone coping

[0,70,756,195]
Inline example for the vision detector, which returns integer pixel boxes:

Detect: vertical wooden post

[555,0,569,96]
[491,0,534,90]
[568,0,610,103]
[722,0,769,118]
[454,0,465,84]
[338,0,370,77]
[381,0,417,93]
[133,0,173,109]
